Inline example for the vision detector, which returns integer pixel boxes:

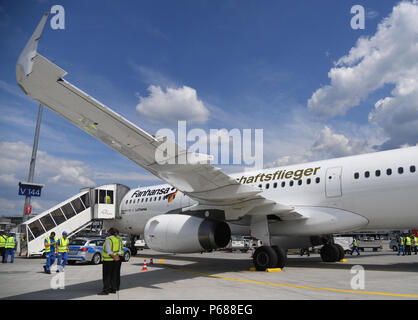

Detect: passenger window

[307,178,311,185]
[316,177,320,184]
[71,198,85,214]
[289,181,294,187]
[141,198,144,203]
[387,168,392,176]
[40,214,56,232]
[106,190,114,204]
[265,183,270,189]
[159,196,161,201]
[50,208,67,225]
[61,203,76,219]
[273,182,277,188]
[354,172,359,179]
[99,190,106,204]
[80,192,90,209]
[298,180,302,186]
[375,170,381,177]
[365,171,370,178]
[258,184,262,188]
[281,181,285,188]
[398,167,404,174]
[411,165,416,173]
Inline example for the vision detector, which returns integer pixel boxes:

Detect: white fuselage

[109,146,418,235]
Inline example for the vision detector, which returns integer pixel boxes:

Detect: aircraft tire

[320,244,340,262]
[272,245,287,268]
[334,244,345,261]
[253,246,278,271]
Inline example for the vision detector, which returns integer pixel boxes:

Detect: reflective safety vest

[353,239,358,247]
[5,236,16,249]
[102,236,120,261]
[0,235,7,248]
[414,237,418,246]
[405,237,411,246]
[57,238,69,253]
[116,236,124,255]
[399,237,404,245]
[44,237,56,253]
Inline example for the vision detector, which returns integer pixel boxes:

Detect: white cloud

[0,141,95,187]
[265,126,373,167]
[136,85,210,124]
[308,1,418,148]
[311,126,371,158]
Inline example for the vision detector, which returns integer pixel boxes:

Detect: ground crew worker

[397,236,405,256]
[115,229,124,291]
[3,233,17,263]
[405,235,412,255]
[413,235,418,255]
[98,228,120,295]
[0,231,7,262]
[350,237,360,256]
[43,232,56,274]
[56,232,69,272]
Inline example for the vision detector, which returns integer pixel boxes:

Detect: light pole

[22,104,43,222]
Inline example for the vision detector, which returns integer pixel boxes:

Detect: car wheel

[91,253,101,265]
[123,251,130,262]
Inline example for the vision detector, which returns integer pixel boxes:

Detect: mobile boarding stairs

[21,184,130,257]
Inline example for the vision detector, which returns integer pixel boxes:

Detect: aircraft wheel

[253,246,278,271]
[334,244,345,261]
[320,244,340,262]
[272,245,287,268]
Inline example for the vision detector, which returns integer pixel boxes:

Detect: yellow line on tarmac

[169,266,418,299]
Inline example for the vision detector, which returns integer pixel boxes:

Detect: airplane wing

[16,14,303,221]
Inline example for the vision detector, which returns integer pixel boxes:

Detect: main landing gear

[253,245,287,271]
[320,243,345,262]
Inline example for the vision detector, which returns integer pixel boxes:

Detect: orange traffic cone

[149,258,154,266]
[141,260,148,271]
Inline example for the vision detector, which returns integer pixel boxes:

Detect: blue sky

[1,0,417,216]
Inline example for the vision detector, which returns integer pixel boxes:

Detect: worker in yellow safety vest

[98,228,120,295]
[114,229,124,291]
[56,231,69,272]
[350,237,360,256]
[398,236,405,256]
[0,231,7,262]
[3,233,16,263]
[43,232,56,274]
[413,235,418,255]
[405,235,412,255]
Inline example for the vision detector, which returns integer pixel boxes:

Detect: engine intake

[144,214,231,253]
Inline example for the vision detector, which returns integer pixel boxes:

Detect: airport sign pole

[21,104,43,222]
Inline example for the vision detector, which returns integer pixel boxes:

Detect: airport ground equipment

[357,239,383,252]
[21,184,129,257]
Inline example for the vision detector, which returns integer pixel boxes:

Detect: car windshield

[69,239,87,246]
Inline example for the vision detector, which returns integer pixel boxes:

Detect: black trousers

[115,260,122,291]
[0,247,5,260]
[102,261,118,292]
[405,245,411,255]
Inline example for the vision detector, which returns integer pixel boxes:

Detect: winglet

[16,13,49,83]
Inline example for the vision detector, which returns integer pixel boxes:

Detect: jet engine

[144,214,231,253]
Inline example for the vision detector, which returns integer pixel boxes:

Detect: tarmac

[1,245,417,300]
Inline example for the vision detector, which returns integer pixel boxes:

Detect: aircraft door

[325,167,342,198]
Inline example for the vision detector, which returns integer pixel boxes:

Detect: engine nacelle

[144,214,231,253]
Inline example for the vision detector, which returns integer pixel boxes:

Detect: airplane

[15,14,418,270]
